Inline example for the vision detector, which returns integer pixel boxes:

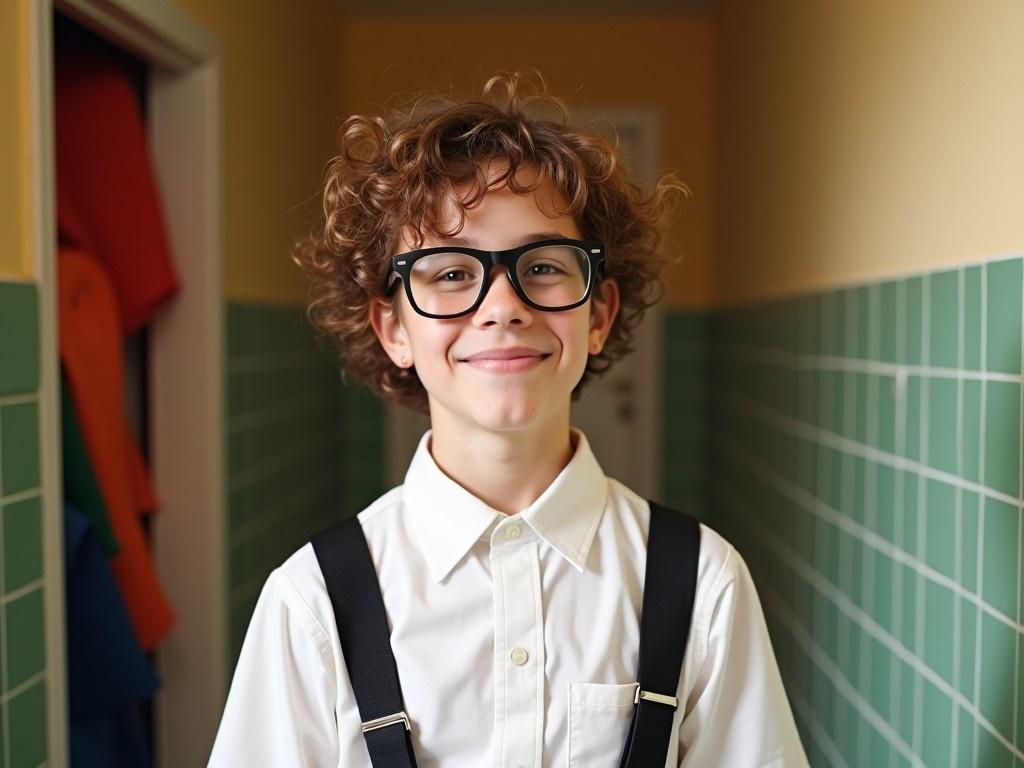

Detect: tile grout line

[912,275,930,756]
[0,403,9,768]
[0,581,44,608]
[226,437,339,492]
[0,488,43,510]
[0,394,38,409]
[973,262,988,767]
[837,291,857,756]
[0,670,46,707]
[890,279,907,768]
[710,345,1024,384]
[952,264,966,764]
[226,386,340,435]
[227,468,340,548]
[859,283,881,763]
[1016,260,1023,753]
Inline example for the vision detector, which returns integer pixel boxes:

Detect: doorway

[31,0,223,764]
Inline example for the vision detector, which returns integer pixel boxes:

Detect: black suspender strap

[313,501,699,768]
[617,501,702,768]
[311,517,419,768]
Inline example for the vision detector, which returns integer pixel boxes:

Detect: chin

[471,396,546,433]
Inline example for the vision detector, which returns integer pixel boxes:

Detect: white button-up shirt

[209,430,808,767]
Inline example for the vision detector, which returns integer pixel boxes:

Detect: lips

[458,347,551,373]
[460,347,549,362]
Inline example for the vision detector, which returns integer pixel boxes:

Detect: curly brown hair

[292,70,689,413]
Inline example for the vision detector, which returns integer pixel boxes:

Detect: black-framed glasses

[386,238,606,319]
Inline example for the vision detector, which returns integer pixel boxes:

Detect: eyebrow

[435,231,572,248]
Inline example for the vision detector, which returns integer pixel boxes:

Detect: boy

[208,71,808,767]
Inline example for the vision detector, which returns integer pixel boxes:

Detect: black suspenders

[617,501,700,768]
[312,517,419,767]
[311,500,700,768]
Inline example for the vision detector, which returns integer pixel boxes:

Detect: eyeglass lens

[408,244,591,316]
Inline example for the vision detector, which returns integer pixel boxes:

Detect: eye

[437,269,473,282]
[526,262,564,276]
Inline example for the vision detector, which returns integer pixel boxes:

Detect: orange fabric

[59,247,175,650]
[127,433,158,517]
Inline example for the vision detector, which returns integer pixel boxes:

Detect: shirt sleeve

[208,568,340,767]
[677,544,809,767]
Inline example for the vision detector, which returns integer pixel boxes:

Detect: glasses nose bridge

[475,252,529,315]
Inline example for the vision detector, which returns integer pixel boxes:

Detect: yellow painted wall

[0,2,29,279]
[715,1,1024,306]
[337,14,716,310]
[174,0,344,304]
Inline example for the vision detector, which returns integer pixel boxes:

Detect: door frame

[30,0,224,763]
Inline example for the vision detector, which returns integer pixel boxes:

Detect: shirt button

[505,524,521,540]
[510,646,529,666]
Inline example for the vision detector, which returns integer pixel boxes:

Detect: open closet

[30,2,224,764]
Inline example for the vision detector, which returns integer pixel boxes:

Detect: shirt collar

[403,428,609,583]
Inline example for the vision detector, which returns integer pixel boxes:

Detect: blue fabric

[65,503,159,767]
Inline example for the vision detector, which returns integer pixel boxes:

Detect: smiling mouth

[458,351,551,372]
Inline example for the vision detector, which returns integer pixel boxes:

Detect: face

[370,163,620,439]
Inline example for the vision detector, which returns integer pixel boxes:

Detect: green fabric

[61,375,119,557]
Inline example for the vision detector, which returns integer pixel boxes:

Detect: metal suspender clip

[633,683,678,708]
[361,711,412,733]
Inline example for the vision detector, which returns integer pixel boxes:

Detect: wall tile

[0,402,40,496]
[5,588,46,689]
[927,377,957,474]
[963,266,982,371]
[986,258,1023,374]
[925,479,956,580]
[983,381,1021,497]
[0,283,39,397]
[7,679,47,767]
[982,498,1020,621]
[2,496,43,592]
[930,269,959,369]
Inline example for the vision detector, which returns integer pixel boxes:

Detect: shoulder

[271,486,407,666]
[605,480,740,596]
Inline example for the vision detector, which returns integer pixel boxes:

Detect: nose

[471,266,532,328]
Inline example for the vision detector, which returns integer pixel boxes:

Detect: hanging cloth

[54,45,180,332]
[65,502,158,768]
[59,246,175,650]
[61,376,119,557]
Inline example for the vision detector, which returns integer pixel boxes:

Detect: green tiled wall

[662,313,708,518]
[664,256,1024,767]
[0,281,48,768]
[225,302,384,666]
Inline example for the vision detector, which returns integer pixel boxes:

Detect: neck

[427,411,575,516]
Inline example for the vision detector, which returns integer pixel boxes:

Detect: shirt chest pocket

[567,682,637,768]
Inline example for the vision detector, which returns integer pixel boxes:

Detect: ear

[587,278,621,355]
[369,297,414,369]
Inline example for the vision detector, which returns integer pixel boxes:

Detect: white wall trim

[28,4,67,766]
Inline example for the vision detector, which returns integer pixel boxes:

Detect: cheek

[408,326,460,376]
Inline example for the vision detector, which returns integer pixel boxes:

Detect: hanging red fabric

[55,45,180,333]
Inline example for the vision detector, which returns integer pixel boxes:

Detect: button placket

[491,539,545,768]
